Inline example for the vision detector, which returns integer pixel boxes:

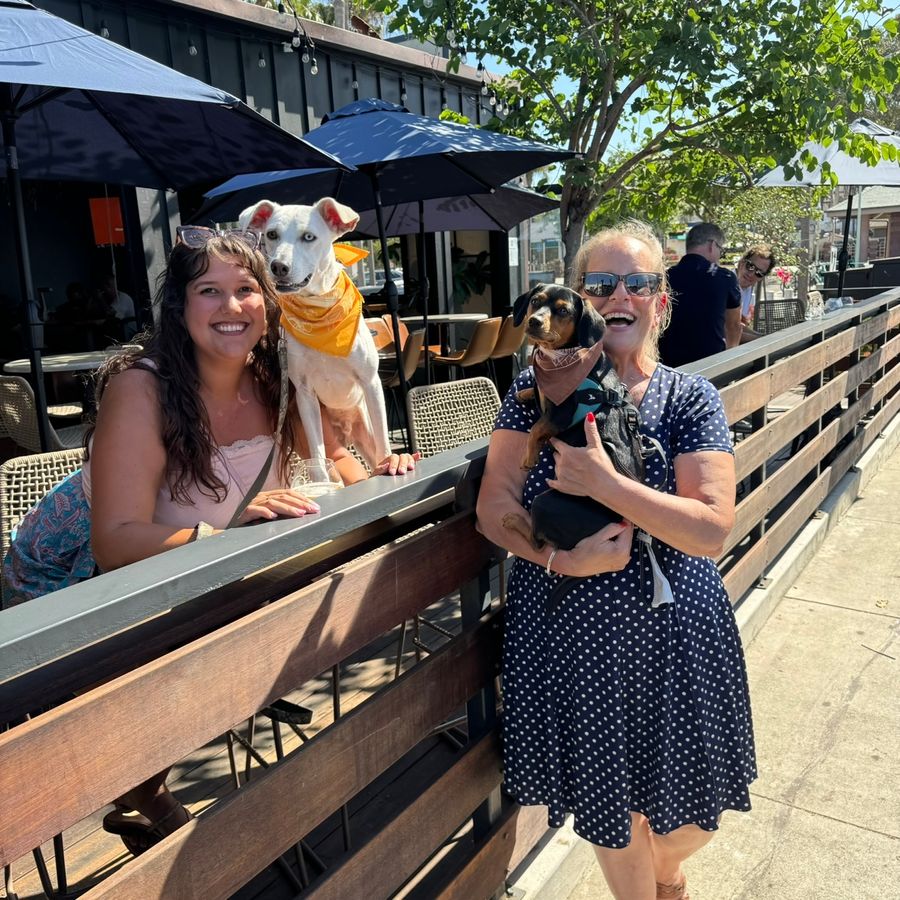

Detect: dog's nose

[270,259,291,279]
[528,314,544,329]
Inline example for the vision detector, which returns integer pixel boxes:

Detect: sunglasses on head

[581,271,662,298]
[743,259,769,279]
[175,225,262,252]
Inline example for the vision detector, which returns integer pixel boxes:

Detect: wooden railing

[1,287,898,898]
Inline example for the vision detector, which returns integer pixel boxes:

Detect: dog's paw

[501,512,522,530]
[515,388,536,404]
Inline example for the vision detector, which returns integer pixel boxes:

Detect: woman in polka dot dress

[476,222,756,900]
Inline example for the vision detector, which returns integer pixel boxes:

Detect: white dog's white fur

[238,197,391,470]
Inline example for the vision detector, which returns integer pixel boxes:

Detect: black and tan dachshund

[501,283,646,554]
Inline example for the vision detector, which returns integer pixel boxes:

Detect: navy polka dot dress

[496,363,757,848]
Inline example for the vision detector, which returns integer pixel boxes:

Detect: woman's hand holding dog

[546,412,619,504]
[551,520,633,577]
[238,488,322,524]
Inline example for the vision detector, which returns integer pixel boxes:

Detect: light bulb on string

[258,52,266,68]
[481,83,488,95]
[301,48,310,63]
[310,58,319,75]
[489,93,497,107]
[352,79,359,90]
[188,40,198,57]
[423,0,433,7]
[476,61,484,80]
[291,27,302,49]
[277,2,286,13]
[446,27,455,44]
[99,21,110,39]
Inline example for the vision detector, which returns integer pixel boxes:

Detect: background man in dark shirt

[659,222,742,367]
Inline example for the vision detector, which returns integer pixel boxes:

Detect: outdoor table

[3,350,123,375]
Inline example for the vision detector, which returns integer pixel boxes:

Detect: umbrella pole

[369,172,411,450]
[836,190,854,299]
[2,109,53,452]
[418,202,432,385]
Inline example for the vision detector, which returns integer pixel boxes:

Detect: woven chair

[0,447,85,898]
[396,377,503,679]
[406,376,501,457]
[0,448,86,592]
[0,376,87,453]
[753,298,805,334]
[430,317,502,379]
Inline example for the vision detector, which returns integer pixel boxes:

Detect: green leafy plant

[451,248,491,310]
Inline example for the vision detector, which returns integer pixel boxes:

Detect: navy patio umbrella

[756,118,900,300]
[200,174,558,237]
[1,0,346,450]
[201,98,574,414]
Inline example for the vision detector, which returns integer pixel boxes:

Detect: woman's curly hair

[85,235,294,505]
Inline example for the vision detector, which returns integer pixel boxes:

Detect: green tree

[376,0,898,275]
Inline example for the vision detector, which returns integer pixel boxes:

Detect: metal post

[455,477,502,839]
[2,103,52,451]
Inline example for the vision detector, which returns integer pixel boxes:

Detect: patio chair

[396,377,503,678]
[381,330,427,447]
[487,314,527,383]
[753,298,805,334]
[0,376,87,454]
[429,316,502,380]
[0,448,86,601]
[1,447,85,898]
[406,376,501,458]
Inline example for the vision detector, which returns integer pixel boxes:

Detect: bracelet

[545,548,559,577]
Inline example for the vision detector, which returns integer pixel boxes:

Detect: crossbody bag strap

[224,334,290,529]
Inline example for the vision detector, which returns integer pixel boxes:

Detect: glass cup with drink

[290,457,343,498]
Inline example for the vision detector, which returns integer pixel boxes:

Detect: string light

[423,0,433,7]
[476,60,484,80]
[188,39,198,57]
[99,21,110,39]
[310,57,319,75]
[258,51,266,68]
[277,1,286,13]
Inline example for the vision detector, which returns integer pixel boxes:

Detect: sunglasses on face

[175,225,262,252]
[581,271,662,298]
[743,259,769,279]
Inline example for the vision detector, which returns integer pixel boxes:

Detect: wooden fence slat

[433,803,548,900]
[306,732,503,900]
[78,616,502,900]
[0,514,493,868]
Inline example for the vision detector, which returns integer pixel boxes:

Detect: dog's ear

[315,197,360,237]
[239,200,279,234]
[575,297,606,348]
[512,284,544,325]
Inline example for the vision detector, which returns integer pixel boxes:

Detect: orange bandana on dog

[279,270,363,358]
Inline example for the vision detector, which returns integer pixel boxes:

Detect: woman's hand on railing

[372,451,421,476]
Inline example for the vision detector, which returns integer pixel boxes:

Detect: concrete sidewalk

[511,425,900,900]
